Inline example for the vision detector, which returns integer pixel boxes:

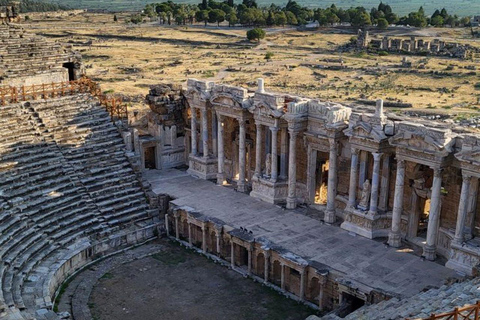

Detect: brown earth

[89,240,316,320]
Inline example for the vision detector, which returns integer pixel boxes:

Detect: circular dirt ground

[89,240,316,320]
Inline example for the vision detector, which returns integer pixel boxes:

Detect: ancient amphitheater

[2,4,480,320]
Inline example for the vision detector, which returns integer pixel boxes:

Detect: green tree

[226,12,238,26]
[377,17,388,29]
[431,15,444,27]
[196,9,210,26]
[274,11,287,26]
[351,11,371,27]
[266,10,275,26]
[209,8,225,26]
[246,27,266,42]
[285,10,297,25]
[406,9,427,27]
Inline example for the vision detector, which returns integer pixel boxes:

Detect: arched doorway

[308,277,320,304]
[256,253,265,277]
[272,260,281,286]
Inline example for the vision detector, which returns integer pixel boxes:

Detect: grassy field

[26,12,480,118]
[48,0,480,16]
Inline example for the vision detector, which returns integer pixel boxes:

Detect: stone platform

[146,168,458,298]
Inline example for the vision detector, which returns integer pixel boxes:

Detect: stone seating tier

[0,94,154,320]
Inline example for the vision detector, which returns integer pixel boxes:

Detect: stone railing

[0,77,128,120]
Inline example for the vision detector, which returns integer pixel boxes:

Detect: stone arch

[181,219,189,241]
[256,252,265,277]
[207,230,216,253]
[272,260,282,286]
[307,277,320,303]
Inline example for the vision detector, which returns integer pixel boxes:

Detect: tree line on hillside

[140,0,472,28]
[0,0,69,12]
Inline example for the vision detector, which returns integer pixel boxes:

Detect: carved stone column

[286,130,298,209]
[201,108,208,158]
[299,268,305,300]
[378,154,391,212]
[325,138,338,224]
[201,223,207,252]
[368,152,382,215]
[212,111,217,156]
[453,173,472,244]
[359,150,368,186]
[174,212,180,239]
[230,241,235,268]
[247,245,252,275]
[238,119,247,192]
[388,159,405,247]
[280,128,288,179]
[215,229,221,255]
[319,276,327,310]
[264,251,270,283]
[165,214,170,236]
[307,144,317,203]
[255,123,263,177]
[347,147,359,209]
[270,126,279,182]
[191,107,198,156]
[423,168,443,261]
[280,262,286,290]
[217,114,225,185]
[188,221,192,246]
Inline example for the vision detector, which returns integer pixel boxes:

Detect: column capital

[270,126,279,132]
[372,152,383,161]
[351,147,360,156]
[238,118,246,126]
[396,158,406,168]
[462,173,473,182]
[432,167,443,178]
[217,113,224,121]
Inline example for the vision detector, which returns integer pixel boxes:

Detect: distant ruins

[356,29,479,59]
[0,2,19,23]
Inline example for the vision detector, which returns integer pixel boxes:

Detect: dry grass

[24,13,480,115]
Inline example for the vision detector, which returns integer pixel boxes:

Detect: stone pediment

[250,92,285,118]
[210,85,249,110]
[389,122,455,155]
[344,121,387,143]
[249,102,283,118]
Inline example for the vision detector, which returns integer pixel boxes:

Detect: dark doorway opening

[337,292,365,318]
[145,147,156,169]
[62,62,75,81]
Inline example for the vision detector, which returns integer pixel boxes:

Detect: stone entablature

[175,77,480,275]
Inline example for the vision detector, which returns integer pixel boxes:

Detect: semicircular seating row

[0,93,155,320]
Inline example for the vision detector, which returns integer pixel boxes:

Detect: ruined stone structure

[0,23,160,320]
[356,29,478,59]
[0,3,19,23]
[162,77,480,278]
[0,15,82,86]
